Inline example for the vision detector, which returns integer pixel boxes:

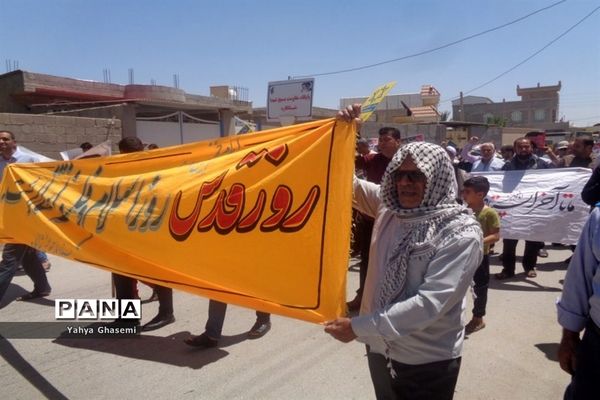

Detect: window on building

[511,111,522,122]
[483,113,494,123]
[534,109,546,121]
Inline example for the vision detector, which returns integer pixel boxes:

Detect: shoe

[107,318,140,328]
[248,321,272,339]
[538,249,548,258]
[42,261,51,272]
[465,318,486,334]
[346,294,362,312]
[526,270,537,278]
[141,314,175,332]
[184,333,218,348]
[495,271,514,280]
[16,291,51,301]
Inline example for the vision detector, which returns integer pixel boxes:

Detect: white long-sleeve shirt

[351,177,483,365]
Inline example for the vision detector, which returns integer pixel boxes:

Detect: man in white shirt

[0,130,52,302]
[326,106,482,400]
[471,142,504,172]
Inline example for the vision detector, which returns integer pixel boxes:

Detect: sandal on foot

[526,270,537,278]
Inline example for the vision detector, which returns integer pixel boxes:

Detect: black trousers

[367,350,461,400]
[564,320,600,400]
[155,285,173,316]
[356,213,374,295]
[205,299,270,339]
[502,239,544,274]
[113,274,173,317]
[472,254,490,318]
[0,244,51,301]
[112,273,136,299]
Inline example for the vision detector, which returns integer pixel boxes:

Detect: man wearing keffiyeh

[325,105,483,400]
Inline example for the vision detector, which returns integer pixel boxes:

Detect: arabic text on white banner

[472,168,592,245]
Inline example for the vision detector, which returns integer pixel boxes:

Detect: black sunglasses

[394,170,426,183]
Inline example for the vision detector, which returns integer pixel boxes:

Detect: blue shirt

[557,206,600,331]
[0,148,38,180]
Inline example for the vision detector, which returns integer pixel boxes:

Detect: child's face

[462,187,484,207]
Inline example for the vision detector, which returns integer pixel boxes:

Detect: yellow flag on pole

[360,81,397,121]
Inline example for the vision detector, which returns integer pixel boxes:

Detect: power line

[560,91,600,96]
[292,0,566,79]
[571,115,600,121]
[440,5,600,105]
[561,100,600,105]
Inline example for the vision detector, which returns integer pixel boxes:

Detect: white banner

[472,168,592,245]
[18,146,55,162]
[74,140,112,159]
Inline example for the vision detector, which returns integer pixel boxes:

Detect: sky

[1,0,599,126]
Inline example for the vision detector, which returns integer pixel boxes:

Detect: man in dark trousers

[496,137,551,280]
[347,127,401,311]
[184,300,272,348]
[111,137,175,330]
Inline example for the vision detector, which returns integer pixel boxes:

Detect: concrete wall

[341,94,424,123]
[136,120,220,148]
[0,113,121,159]
[0,72,27,113]
[21,71,125,98]
[359,122,446,144]
[53,103,137,138]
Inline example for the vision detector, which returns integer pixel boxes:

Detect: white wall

[136,121,221,147]
[340,94,423,110]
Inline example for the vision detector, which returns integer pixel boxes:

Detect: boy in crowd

[462,176,500,333]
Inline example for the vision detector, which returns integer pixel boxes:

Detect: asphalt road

[0,242,572,400]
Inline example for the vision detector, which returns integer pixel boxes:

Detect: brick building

[452,82,569,131]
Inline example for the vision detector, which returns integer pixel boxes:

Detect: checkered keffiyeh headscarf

[376,142,481,309]
[380,142,459,215]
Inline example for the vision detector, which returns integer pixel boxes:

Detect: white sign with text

[472,168,592,245]
[267,78,314,121]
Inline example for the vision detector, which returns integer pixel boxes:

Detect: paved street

[0,242,572,400]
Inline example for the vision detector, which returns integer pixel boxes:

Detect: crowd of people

[1,108,599,399]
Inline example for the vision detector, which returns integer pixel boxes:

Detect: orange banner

[0,119,355,322]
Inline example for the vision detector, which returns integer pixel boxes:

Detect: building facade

[0,70,252,149]
[452,82,568,130]
[340,85,442,124]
